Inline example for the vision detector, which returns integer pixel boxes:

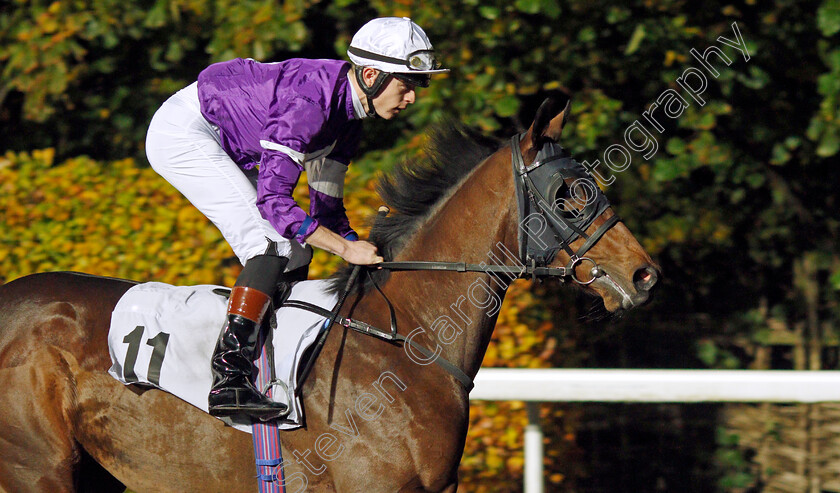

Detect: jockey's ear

[526,96,571,149]
[362,67,381,86]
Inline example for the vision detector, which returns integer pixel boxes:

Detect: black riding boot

[208,254,289,421]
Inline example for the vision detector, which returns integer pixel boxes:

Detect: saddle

[107,278,339,432]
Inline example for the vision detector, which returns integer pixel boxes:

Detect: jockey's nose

[405,88,416,104]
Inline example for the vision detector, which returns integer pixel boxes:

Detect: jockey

[145,17,448,420]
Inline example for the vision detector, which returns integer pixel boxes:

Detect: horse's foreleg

[0,347,83,493]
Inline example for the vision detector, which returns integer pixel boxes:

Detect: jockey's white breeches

[145,82,311,269]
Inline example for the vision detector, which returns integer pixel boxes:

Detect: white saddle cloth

[107,279,337,433]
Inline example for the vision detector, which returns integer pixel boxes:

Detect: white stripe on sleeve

[305,158,348,198]
[260,140,306,166]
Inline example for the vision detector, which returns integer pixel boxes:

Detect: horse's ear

[528,96,572,148]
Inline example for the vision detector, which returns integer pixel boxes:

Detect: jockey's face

[372,75,417,119]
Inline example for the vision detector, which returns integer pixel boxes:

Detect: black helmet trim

[347,47,442,73]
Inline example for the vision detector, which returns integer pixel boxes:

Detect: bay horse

[0,98,658,492]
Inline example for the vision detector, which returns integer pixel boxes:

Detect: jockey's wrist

[304,225,346,258]
[337,236,352,258]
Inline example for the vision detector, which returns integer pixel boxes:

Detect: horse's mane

[328,122,502,294]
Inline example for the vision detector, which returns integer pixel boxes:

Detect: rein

[294,208,474,395]
[286,295,474,392]
[376,133,621,285]
[293,135,622,395]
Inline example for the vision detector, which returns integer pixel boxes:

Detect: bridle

[510,132,621,285]
[292,133,622,394]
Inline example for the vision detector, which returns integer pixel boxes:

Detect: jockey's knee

[235,245,289,296]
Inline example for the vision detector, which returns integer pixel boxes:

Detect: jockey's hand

[304,225,383,265]
[340,240,384,266]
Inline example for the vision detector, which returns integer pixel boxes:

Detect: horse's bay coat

[0,99,658,492]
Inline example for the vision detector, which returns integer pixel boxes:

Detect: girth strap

[283,299,474,392]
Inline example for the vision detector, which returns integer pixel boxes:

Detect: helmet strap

[354,66,390,119]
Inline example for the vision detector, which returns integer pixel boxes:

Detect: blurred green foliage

[3,0,840,491]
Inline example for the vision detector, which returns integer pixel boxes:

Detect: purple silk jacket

[197,58,363,244]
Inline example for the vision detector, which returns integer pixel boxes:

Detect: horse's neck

[388,153,518,377]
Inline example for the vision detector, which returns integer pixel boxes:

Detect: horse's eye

[547,177,579,218]
[554,181,571,205]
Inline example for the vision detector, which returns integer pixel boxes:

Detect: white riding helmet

[348,17,448,98]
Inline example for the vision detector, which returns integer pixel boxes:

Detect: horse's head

[512,97,660,312]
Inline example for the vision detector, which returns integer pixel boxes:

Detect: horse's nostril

[633,265,659,291]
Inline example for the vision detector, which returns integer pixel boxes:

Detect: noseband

[379,133,620,285]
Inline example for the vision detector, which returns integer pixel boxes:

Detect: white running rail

[469,368,840,493]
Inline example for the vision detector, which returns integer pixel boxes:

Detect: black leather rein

[290,135,622,395]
